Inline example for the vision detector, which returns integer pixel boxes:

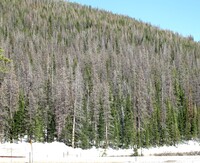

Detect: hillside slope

[0,0,200,149]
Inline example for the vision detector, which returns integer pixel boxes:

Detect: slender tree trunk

[105,123,108,148]
[72,105,76,148]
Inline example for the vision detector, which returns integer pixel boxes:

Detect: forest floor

[0,140,200,163]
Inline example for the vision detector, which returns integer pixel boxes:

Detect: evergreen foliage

[0,0,200,148]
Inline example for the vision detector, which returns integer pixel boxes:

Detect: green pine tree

[197,106,200,138]
[34,109,44,142]
[190,105,197,138]
[123,95,135,148]
[60,115,73,146]
[166,100,180,145]
[109,91,121,148]
[151,105,160,145]
[12,92,26,141]
[97,98,105,147]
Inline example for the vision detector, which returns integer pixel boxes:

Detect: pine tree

[185,88,193,140]
[71,64,84,148]
[60,115,73,146]
[166,100,180,145]
[143,123,150,148]
[0,64,19,142]
[79,93,90,149]
[0,0,200,147]
[34,111,44,142]
[151,106,160,145]
[197,106,200,138]
[110,93,121,148]
[12,92,26,141]
[123,94,135,148]
[97,98,105,147]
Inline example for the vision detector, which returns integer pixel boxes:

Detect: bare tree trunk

[72,104,76,148]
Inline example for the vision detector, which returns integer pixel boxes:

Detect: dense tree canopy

[0,0,200,149]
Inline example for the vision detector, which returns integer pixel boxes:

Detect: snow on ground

[142,140,200,156]
[102,140,200,157]
[0,140,200,162]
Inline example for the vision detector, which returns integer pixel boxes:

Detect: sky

[68,0,200,42]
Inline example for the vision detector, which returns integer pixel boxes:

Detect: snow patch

[0,140,200,162]
[142,141,200,156]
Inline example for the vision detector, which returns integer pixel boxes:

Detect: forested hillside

[0,0,200,149]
